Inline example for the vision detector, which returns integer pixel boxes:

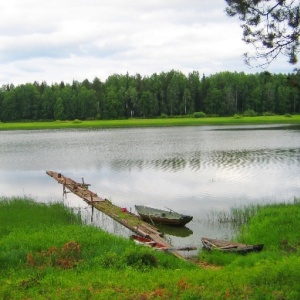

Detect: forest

[0,70,300,122]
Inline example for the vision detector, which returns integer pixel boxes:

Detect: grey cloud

[0,0,292,85]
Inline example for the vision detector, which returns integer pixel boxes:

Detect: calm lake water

[1,124,300,253]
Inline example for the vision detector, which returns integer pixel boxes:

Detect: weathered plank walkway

[46,170,185,260]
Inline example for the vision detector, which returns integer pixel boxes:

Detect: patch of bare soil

[188,258,222,270]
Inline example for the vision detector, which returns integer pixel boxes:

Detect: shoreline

[1,115,300,131]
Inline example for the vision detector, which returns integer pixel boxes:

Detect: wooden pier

[46,171,186,260]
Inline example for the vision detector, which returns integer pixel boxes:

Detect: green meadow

[0,114,300,130]
[1,197,300,299]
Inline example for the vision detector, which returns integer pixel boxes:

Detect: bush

[100,252,120,268]
[99,248,160,270]
[193,111,207,118]
[233,114,242,119]
[160,113,169,118]
[263,111,276,116]
[123,248,158,269]
[243,109,257,117]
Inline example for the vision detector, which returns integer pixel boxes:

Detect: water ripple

[109,148,300,173]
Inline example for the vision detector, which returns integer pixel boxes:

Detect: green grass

[1,115,300,130]
[200,202,300,264]
[238,203,300,250]
[1,197,300,299]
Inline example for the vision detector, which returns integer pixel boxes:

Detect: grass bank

[1,115,300,130]
[1,198,300,299]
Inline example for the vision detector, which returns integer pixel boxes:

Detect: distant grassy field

[0,115,300,130]
[1,197,300,299]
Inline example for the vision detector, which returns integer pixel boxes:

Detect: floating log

[46,170,186,260]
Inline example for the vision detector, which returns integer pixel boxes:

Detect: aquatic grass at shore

[208,203,262,227]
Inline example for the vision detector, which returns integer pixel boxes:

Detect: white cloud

[0,0,294,85]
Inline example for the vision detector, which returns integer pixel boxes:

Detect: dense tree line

[0,70,300,122]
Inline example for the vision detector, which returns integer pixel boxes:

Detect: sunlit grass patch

[0,115,300,130]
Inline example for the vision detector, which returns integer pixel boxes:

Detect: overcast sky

[0,0,294,85]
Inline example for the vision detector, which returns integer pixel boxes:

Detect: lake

[1,124,300,253]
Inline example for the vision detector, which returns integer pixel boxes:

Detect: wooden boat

[131,235,168,250]
[135,205,193,226]
[131,235,197,251]
[201,237,264,254]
